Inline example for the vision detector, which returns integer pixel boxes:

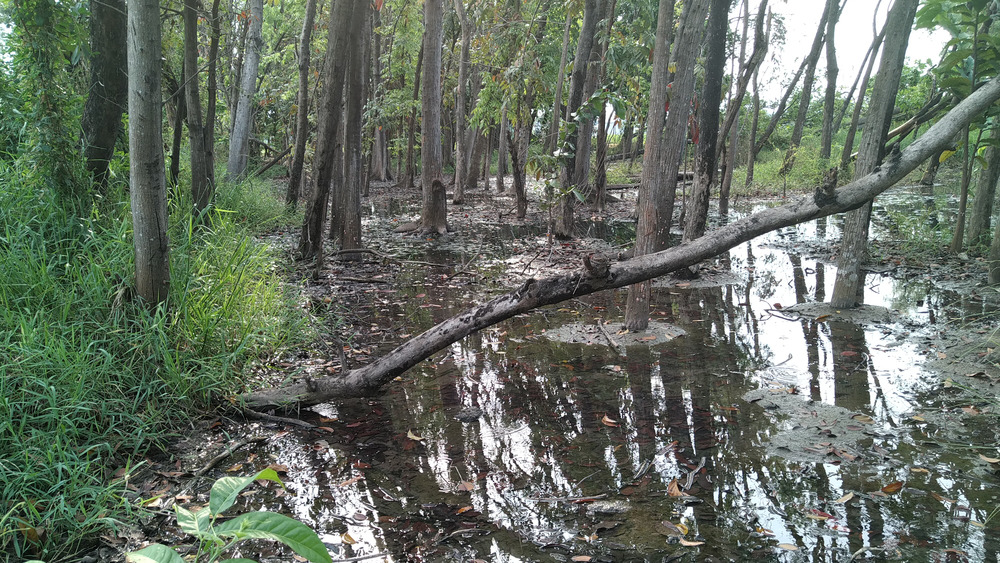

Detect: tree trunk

[82,0,127,190]
[622,0,679,331]
[779,0,830,177]
[547,10,574,155]
[745,67,760,188]
[452,0,472,203]
[241,72,1000,408]
[595,107,608,212]
[227,0,264,180]
[421,0,448,233]
[127,0,170,304]
[967,134,1000,248]
[830,0,918,309]
[819,0,840,160]
[184,0,213,218]
[167,69,185,188]
[950,126,974,253]
[682,0,731,244]
[287,0,319,207]
[299,0,358,260]
[553,0,603,239]
[496,101,509,192]
[399,44,423,190]
[337,0,369,254]
[839,23,885,171]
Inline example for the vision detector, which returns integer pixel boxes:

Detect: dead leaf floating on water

[832,492,854,504]
[678,539,704,547]
[881,481,904,494]
[571,556,592,562]
[667,478,683,497]
[407,429,424,441]
[777,544,798,551]
[655,520,688,537]
[979,454,1000,464]
[601,415,619,427]
[851,414,875,424]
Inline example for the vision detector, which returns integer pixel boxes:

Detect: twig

[332,552,391,562]
[597,319,627,358]
[682,457,706,491]
[241,407,316,429]
[176,436,268,496]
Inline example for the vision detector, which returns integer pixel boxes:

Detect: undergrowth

[0,161,306,561]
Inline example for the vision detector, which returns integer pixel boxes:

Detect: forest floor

[119,176,1000,562]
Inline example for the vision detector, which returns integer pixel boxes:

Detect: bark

[227,0,264,180]
[547,10,574,155]
[496,102,508,192]
[127,0,170,304]
[949,13,985,254]
[369,9,391,183]
[287,0,319,206]
[82,0,127,190]
[299,0,357,260]
[167,69,185,187]
[336,0,369,253]
[715,0,768,159]
[745,67,761,188]
[967,134,1000,248]
[622,0,679,331]
[552,0,602,239]
[682,0,731,244]
[830,0,917,309]
[184,0,213,218]
[240,73,1000,408]
[420,0,448,233]
[452,0,471,203]
[840,21,885,171]
[819,0,841,160]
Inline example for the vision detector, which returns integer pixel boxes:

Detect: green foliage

[127,470,332,563]
[0,159,307,559]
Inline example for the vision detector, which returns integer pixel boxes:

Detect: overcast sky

[758,1,948,100]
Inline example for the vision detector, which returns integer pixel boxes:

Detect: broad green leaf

[126,544,186,563]
[209,468,284,517]
[175,504,211,537]
[215,512,333,563]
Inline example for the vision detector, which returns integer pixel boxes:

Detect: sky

[761,0,949,99]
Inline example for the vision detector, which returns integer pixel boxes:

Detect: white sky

[760,0,949,100]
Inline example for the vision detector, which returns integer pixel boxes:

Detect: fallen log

[241,76,1000,409]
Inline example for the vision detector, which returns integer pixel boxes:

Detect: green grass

[0,161,307,561]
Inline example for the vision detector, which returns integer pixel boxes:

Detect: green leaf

[175,503,212,537]
[215,512,333,563]
[209,468,283,517]
[126,544,187,563]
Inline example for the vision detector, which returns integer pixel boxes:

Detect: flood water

[241,187,1000,562]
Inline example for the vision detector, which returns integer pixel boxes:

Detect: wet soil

[125,179,1000,563]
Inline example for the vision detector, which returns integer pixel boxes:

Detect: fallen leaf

[265,463,288,474]
[962,406,981,416]
[806,508,834,520]
[832,492,854,504]
[911,414,926,422]
[667,479,683,497]
[456,506,474,514]
[225,463,244,472]
[910,467,930,474]
[881,481,903,494]
[979,454,1000,464]
[851,414,875,424]
[815,314,830,322]
[601,415,619,427]
[655,520,688,537]
[678,539,704,547]
[937,352,947,359]
[931,492,954,503]
[339,475,364,487]
[342,532,356,545]
[407,429,425,441]
[457,481,475,491]
[639,335,657,341]
[777,544,798,551]
[571,557,592,562]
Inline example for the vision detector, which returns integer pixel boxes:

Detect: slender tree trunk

[299,0,357,260]
[82,0,127,190]
[227,0,264,180]
[400,44,423,190]
[420,0,448,233]
[967,134,1000,248]
[683,0,731,245]
[168,71,185,188]
[128,0,170,304]
[496,101,508,192]
[819,0,841,160]
[184,0,213,218]
[745,67,761,189]
[547,10,573,155]
[831,0,917,308]
[623,0,678,331]
[287,0,319,206]
[840,23,885,171]
[553,0,603,238]
[452,0,471,203]
[337,0,369,254]
[242,73,1000,407]
[780,0,830,176]
[369,9,391,183]
[595,107,609,212]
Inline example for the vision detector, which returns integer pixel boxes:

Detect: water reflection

[253,194,1000,561]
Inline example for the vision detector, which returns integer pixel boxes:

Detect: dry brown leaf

[962,406,981,416]
[979,454,1000,464]
[342,532,356,545]
[911,414,926,422]
[571,556,592,562]
[851,414,875,424]
[881,481,903,494]
[910,467,930,474]
[457,481,475,491]
[667,478,682,497]
[601,414,619,427]
[678,539,704,547]
[456,506,474,514]
[832,492,854,504]
[407,429,425,441]
[777,544,798,551]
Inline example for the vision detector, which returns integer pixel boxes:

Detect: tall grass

[0,162,305,560]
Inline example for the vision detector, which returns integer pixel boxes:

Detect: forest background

[1,0,1000,559]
